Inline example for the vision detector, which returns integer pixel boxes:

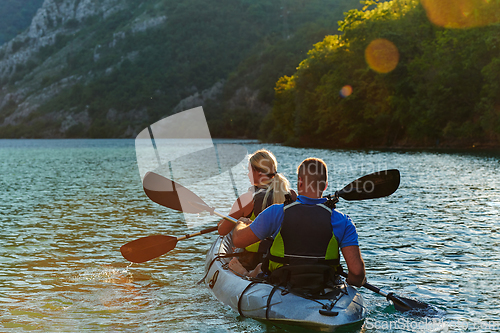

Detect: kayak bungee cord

[197,252,242,285]
[238,281,260,317]
[202,250,348,319]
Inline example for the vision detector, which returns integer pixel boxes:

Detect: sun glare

[420,0,500,28]
[365,39,400,74]
[340,85,353,98]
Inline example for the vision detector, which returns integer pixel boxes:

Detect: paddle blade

[338,169,400,201]
[387,293,432,313]
[120,235,178,263]
[143,172,213,214]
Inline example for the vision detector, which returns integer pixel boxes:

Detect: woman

[217,149,296,276]
[218,149,295,235]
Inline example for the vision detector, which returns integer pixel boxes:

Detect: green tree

[264,0,500,148]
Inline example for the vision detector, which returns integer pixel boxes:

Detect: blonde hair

[249,149,291,210]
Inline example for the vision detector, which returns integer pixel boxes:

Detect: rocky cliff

[0,0,359,138]
[0,0,138,137]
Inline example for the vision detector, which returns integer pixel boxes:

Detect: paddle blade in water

[387,293,432,313]
[120,235,178,263]
[338,169,400,200]
[143,172,213,214]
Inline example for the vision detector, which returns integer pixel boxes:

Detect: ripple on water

[1,140,500,332]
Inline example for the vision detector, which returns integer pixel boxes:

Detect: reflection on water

[0,139,500,332]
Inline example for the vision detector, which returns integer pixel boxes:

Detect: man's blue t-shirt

[249,195,359,248]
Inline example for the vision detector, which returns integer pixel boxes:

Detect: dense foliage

[205,0,362,138]
[0,0,44,45]
[262,0,500,148]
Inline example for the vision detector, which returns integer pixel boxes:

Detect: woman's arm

[218,191,254,235]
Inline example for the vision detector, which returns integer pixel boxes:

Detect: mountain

[0,0,45,45]
[0,0,361,138]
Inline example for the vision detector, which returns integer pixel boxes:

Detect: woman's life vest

[265,201,340,273]
[244,186,275,253]
[247,186,273,220]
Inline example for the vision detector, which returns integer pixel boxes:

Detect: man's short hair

[297,158,328,194]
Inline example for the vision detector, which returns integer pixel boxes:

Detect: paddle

[339,272,431,313]
[140,171,242,216]
[120,225,219,263]
[120,172,239,262]
[335,169,400,201]
[121,169,400,263]
[142,169,401,211]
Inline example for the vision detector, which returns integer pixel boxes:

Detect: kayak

[203,234,367,331]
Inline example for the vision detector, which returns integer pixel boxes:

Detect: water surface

[1,139,499,332]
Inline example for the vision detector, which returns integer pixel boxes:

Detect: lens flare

[420,0,500,28]
[365,39,400,74]
[340,85,353,98]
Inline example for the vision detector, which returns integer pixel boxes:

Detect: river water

[1,139,499,332]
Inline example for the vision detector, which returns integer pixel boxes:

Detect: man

[232,157,366,287]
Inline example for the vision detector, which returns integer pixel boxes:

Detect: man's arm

[233,204,283,248]
[232,218,261,248]
[341,245,366,287]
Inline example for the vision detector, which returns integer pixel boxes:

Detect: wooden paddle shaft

[213,210,238,224]
[176,213,237,241]
[177,225,218,241]
[340,271,389,297]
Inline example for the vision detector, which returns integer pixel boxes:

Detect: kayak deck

[204,235,366,331]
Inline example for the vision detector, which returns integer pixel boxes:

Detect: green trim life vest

[249,186,273,219]
[266,201,340,272]
[244,186,274,253]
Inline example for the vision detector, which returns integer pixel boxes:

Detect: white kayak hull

[204,235,366,331]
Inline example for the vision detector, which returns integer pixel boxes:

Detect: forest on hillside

[206,15,355,138]
[261,0,500,148]
[2,0,500,148]
[0,0,361,139]
[0,0,44,45]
